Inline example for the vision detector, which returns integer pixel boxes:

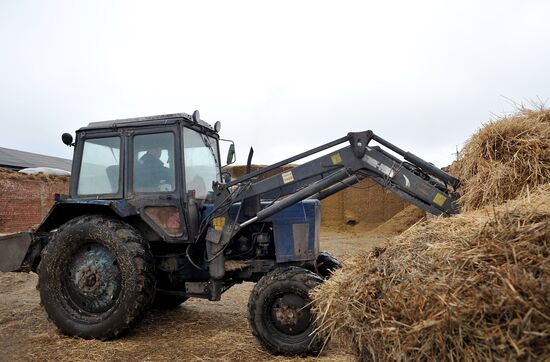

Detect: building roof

[0,147,72,172]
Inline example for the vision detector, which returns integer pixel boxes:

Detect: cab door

[126,126,190,242]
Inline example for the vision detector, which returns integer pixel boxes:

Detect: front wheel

[248,267,324,356]
[38,215,156,339]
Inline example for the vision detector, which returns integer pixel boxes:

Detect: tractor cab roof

[79,113,217,133]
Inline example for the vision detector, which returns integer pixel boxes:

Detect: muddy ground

[0,232,388,362]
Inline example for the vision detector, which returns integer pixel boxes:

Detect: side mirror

[226,143,236,165]
[62,133,74,147]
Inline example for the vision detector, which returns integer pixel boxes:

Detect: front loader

[0,111,460,355]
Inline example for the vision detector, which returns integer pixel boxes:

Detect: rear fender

[14,199,180,272]
[37,199,137,233]
[37,200,171,242]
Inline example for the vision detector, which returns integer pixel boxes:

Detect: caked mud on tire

[38,215,156,339]
[248,266,324,356]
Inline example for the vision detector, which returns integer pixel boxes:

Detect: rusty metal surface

[0,232,33,272]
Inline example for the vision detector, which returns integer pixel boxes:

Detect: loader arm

[203,130,461,298]
[214,130,459,226]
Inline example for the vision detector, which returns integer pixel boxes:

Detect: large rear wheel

[38,215,156,339]
[248,266,324,356]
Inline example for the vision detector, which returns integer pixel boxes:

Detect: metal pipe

[239,216,258,228]
[227,135,350,187]
[371,134,461,189]
[309,175,362,200]
[371,134,406,155]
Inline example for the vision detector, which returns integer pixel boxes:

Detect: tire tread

[38,214,156,339]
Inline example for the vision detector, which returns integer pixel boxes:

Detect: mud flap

[0,232,33,272]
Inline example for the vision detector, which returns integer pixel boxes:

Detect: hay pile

[450,106,550,211]
[313,186,550,360]
[312,106,550,361]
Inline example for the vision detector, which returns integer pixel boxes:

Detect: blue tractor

[0,111,460,355]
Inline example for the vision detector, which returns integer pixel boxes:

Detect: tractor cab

[51,112,228,244]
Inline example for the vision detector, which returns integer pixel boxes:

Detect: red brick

[0,177,69,233]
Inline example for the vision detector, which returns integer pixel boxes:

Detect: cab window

[77,136,121,195]
[133,132,175,193]
[183,128,220,199]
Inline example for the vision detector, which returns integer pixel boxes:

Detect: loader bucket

[0,232,34,272]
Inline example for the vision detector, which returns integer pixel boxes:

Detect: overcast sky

[1,0,549,167]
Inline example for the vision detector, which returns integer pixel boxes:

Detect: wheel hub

[66,243,122,313]
[78,266,100,291]
[274,304,303,325]
[270,294,311,335]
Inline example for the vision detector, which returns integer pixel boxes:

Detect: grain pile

[366,205,425,236]
[311,106,550,361]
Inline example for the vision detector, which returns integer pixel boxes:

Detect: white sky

[1,0,549,167]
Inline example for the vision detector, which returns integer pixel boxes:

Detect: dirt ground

[0,232,388,362]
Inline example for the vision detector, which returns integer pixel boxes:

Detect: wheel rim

[269,292,311,336]
[65,242,122,313]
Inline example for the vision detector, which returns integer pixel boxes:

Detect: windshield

[183,127,221,199]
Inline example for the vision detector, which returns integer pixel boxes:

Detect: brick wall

[0,174,69,233]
